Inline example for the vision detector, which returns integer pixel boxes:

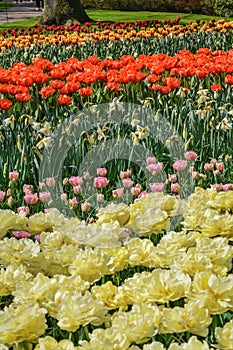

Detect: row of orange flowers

[0,48,233,109]
[0,18,233,50]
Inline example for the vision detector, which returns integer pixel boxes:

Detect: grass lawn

[86,9,233,24]
[0,17,41,29]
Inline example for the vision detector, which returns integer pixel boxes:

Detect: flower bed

[0,17,233,349]
[0,189,233,349]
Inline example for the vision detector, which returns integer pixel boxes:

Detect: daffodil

[34,336,79,350]
[168,335,214,349]
[143,342,166,350]
[97,203,130,226]
[121,268,191,304]
[126,207,168,236]
[126,237,161,268]
[68,246,111,283]
[91,281,124,309]
[0,210,27,239]
[0,302,47,344]
[215,320,233,350]
[112,302,161,344]
[27,212,54,234]
[159,300,212,336]
[186,271,233,314]
[79,327,130,350]
[0,237,41,270]
[56,291,109,332]
[0,264,32,297]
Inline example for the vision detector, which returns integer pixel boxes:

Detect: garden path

[0,0,40,25]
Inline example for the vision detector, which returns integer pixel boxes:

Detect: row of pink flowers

[1,151,231,219]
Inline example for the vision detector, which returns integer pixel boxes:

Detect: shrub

[215,0,233,17]
[173,0,202,13]
[81,0,190,12]
[81,0,230,15]
[199,0,216,15]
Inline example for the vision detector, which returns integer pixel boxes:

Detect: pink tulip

[171,183,180,193]
[184,151,197,161]
[138,191,148,198]
[173,160,187,171]
[222,184,233,191]
[23,184,33,194]
[24,193,38,205]
[73,185,81,195]
[97,168,107,177]
[12,231,31,239]
[45,177,56,187]
[168,174,177,183]
[39,181,46,190]
[97,193,105,202]
[7,196,14,207]
[146,156,156,165]
[199,173,207,180]
[9,171,19,181]
[192,171,199,179]
[211,183,223,192]
[146,163,163,173]
[122,178,133,188]
[214,170,220,176]
[17,206,30,215]
[68,176,83,186]
[119,169,131,179]
[0,190,5,202]
[112,188,124,198]
[131,186,141,196]
[93,176,109,189]
[35,234,41,243]
[149,182,165,192]
[39,192,51,203]
[81,202,91,212]
[210,158,217,165]
[60,193,68,202]
[215,162,224,171]
[204,163,214,171]
[69,197,78,207]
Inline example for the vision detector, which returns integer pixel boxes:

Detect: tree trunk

[40,0,92,25]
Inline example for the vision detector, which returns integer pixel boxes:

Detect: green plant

[199,0,216,15]
[174,0,202,13]
[0,1,12,10]
[215,0,233,17]
[82,0,177,12]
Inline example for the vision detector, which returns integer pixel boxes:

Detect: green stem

[83,325,90,341]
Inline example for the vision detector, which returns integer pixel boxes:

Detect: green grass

[86,9,233,24]
[0,17,41,29]
[0,7,233,30]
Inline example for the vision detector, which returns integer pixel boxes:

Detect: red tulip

[79,87,92,97]
[57,94,72,106]
[0,98,12,110]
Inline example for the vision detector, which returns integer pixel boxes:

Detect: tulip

[149,182,165,192]
[9,171,19,181]
[24,193,39,205]
[93,176,109,189]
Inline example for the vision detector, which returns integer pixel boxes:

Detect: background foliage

[81,0,231,17]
